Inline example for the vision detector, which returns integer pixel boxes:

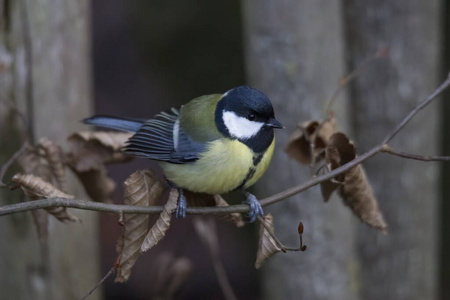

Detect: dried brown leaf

[320,146,342,202]
[73,167,116,202]
[17,145,52,181]
[325,145,342,170]
[328,132,356,165]
[67,131,133,172]
[339,165,388,233]
[285,118,336,165]
[140,188,178,253]
[321,133,387,232]
[11,173,78,223]
[115,169,166,283]
[185,191,244,227]
[17,146,52,239]
[320,133,356,201]
[38,138,67,191]
[320,179,341,202]
[255,214,282,269]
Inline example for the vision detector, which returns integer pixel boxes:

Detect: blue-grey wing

[124,108,206,164]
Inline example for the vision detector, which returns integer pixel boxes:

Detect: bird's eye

[247,113,256,121]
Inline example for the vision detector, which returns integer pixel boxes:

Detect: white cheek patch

[222,111,264,139]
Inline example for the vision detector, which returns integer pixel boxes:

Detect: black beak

[266,117,284,129]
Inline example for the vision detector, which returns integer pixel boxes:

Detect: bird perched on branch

[84,86,283,222]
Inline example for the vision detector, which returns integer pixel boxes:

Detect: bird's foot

[175,188,187,218]
[242,191,264,223]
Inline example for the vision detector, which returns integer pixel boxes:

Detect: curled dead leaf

[67,131,133,172]
[11,173,78,223]
[38,138,67,191]
[320,146,343,202]
[339,165,388,233]
[255,214,282,269]
[140,188,178,253]
[17,145,53,182]
[17,145,53,239]
[321,133,387,232]
[66,131,133,202]
[73,167,116,203]
[185,191,244,227]
[285,118,336,165]
[115,169,166,283]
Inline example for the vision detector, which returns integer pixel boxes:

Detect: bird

[84,86,283,222]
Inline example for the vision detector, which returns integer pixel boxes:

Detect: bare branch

[381,144,450,162]
[81,266,115,300]
[257,216,305,252]
[0,142,29,187]
[323,47,389,113]
[382,72,450,145]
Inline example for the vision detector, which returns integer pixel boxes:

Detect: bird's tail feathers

[83,115,145,132]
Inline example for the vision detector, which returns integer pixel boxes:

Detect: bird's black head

[215,86,283,153]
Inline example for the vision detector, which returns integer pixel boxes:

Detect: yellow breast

[159,138,275,195]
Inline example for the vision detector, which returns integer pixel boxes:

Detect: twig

[81,266,115,300]
[257,216,304,252]
[382,71,450,145]
[0,142,28,187]
[381,144,450,162]
[323,47,389,113]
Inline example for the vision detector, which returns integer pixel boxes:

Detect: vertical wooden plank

[243,1,357,299]
[0,0,100,299]
[344,1,441,299]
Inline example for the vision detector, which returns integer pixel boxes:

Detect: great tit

[84,86,283,222]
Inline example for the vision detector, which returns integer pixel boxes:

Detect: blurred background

[1,0,450,299]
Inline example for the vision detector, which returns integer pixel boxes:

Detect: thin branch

[260,145,382,207]
[323,47,389,113]
[256,217,305,252]
[0,147,382,217]
[0,142,28,187]
[81,266,115,300]
[382,72,450,145]
[381,144,450,162]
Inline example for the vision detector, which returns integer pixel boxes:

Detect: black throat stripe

[252,152,264,166]
[235,153,264,191]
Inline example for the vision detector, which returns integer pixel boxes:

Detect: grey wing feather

[124,108,206,164]
[83,115,145,132]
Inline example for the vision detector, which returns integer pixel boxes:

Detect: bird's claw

[242,192,264,223]
[175,189,187,218]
